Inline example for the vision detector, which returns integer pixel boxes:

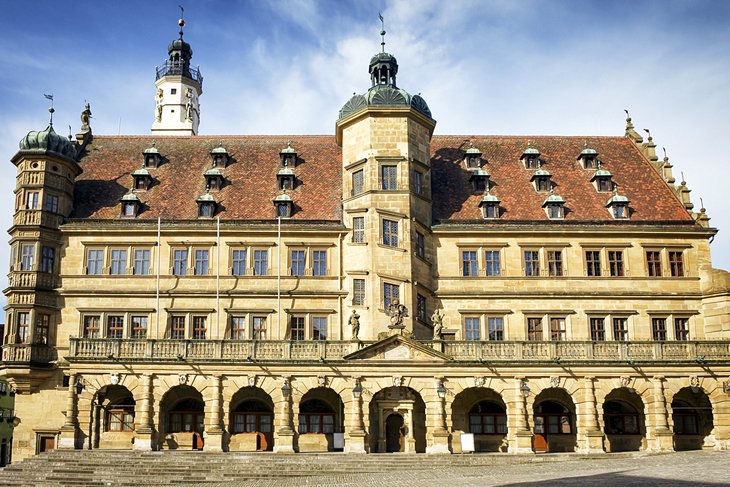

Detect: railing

[7,271,58,289]
[1,344,56,363]
[65,338,730,363]
[13,210,62,228]
[155,62,203,86]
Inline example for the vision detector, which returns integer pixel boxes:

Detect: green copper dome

[19,124,77,162]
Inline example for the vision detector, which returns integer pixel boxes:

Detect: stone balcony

[65,338,730,364]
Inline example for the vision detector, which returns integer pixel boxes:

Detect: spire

[369,15,398,87]
[379,13,386,53]
[44,93,54,126]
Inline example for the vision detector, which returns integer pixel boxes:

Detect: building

[2,18,729,461]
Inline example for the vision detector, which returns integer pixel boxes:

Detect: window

[483,203,499,219]
[462,250,478,277]
[524,250,539,277]
[131,316,147,339]
[597,178,612,192]
[613,204,628,219]
[586,251,601,277]
[353,217,365,243]
[107,315,124,339]
[669,251,684,277]
[381,165,397,190]
[535,178,550,192]
[172,249,188,276]
[26,191,39,209]
[417,294,427,323]
[352,169,364,196]
[83,315,100,338]
[252,316,267,340]
[550,317,566,341]
[312,317,327,340]
[413,170,423,195]
[134,249,151,275]
[485,250,500,277]
[547,250,563,277]
[299,400,336,434]
[21,243,35,271]
[194,249,209,275]
[290,316,305,340]
[547,204,563,219]
[488,317,504,341]
[674,318,690,341]
[253,249,268,276]
[230,317,245,340]
[469,402,507,434]
[16,312,30,343]
[123,202,137,217]
[527,317,543,341]
[608,251,624,277]
[232,249,246,276]
[192,316,207,340]
[170,316,186,339]
[291,250,305,276]
[464,317,480,340]
[45,194,59,213]
[382,219,398,247]
[590,318,605,341]
[276,202,291,217]
[41,246,55,273]
[353,279,365,306]
[652,318,667,341]
[612,318,628,341]
[383,282,399,309]
[110,249,127,275]
[107,406,135,432]
[646,251,662,277]
[35,313,50,344]
[415,231,425,259]
[312,250,327,276]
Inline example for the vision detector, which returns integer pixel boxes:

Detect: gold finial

[178,5,185,38]
[44,93,54,125]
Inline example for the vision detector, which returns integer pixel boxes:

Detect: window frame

[415,231,425,259]
[351,169,364,196]
[383,282,399,309]
[44,193,59,213]
[547,249,564,277]
[352,278,366,306]
[110,248,128,276]
[550,317,567,341]
[85,248,104,275]
[231,248,247,276]
[524,250,540,277]
[668,251,685,277]
[585,250,601,277]
[462,250,478,277]
[381,165,398,191]
[612,317,629,341]
[646,250,662,277]
[487,316,504,341]
[352,216,365,244]
[527,317,543,341]
[312,316,327,341]
[674,317,690,341]
[652,317,667,341]
[608,250,624,277]
[484,249,501,277]
[253,249,269,276]
[290,316,306,340]
[133,248,152,276]
[41,246,55,274]
[382,219,399,248]
[589,317,605,341]
[464,316,481,341]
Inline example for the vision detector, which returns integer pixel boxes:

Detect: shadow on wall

[501,473,728,487]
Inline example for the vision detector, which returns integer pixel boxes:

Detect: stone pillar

[426,380,450,454]
[649,375,674,451]
[58,373,79,449]
[345,378,367,454]
[204,375,224,452]
[578,376,604,453]
[134,374,155,450]
[273,377,295,453]
[509,377,533,453]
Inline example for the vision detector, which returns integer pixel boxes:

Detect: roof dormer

[464,143,483,170]
[606,191,630,219]
[131,167,153,191]
[274,192,293,218]
[196,192,217,218]
[530,163,552,192]
[478,190,501,219]
[577,144,599,169]
[142,143,162,168]
[204,168,224,191]
[590,162,613,192]
[280,142,297,168]
[468,168,490,192]
[277,166,295,191]
[542,191,566,219]
[521,144,541,169]
[120,192,141,218]
[210,146,230,168]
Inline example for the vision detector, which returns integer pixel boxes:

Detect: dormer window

[196,193,217,218]
[469,169,490,193]
[521,145,541,170]
[464,144,482,170]
[273,193,293,218]
[210,146,230,168]
[531,164,552,192]
[142,145,162,168]
[542,192,566,219]
[277,167,295,190]
[131,168,153,191]
[280,142,297,168]
[606,192,630,219]
[577,145,599,169]
[120,193,141,218]
[204,168,224,191]
[479,191,501,219]
[591,163,613,192]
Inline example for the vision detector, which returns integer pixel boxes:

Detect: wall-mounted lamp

[352,380,362,399]
[281,379,291,399]
[436,380,447,399]
[520,381,531,398]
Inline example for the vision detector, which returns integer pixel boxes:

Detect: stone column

[273,377,295,453]
[134,374,154,450]
[509,376,533,453]
[426,379,450,454]
[58,373,79,449]
[578,376,604,453]
[345,378,367,454]
[649,375,674,451]
[204,375,224,451]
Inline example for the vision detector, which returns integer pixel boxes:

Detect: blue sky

[0,0,728,304]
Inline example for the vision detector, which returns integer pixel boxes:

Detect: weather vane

[379,13,386,52]
[44,93,54,125]
[178,5,185,38]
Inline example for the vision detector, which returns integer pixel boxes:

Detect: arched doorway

[603,388,645,452]
[672,387,714,451]
[229,387,274,452]
[93,385,135,449]
[298,388,344,452]
[451,388,508,452]
[159,385,205,450]
[369,387,426,453]
[533,389,576,453]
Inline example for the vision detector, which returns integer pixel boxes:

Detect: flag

[43,94,53,100]
[379,13,383,24]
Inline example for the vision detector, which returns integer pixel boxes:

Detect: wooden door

[39,436,55,453]
[533,415,548,452]
[385,414,404,452]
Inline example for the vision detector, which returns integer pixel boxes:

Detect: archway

[159,385,205,450]
[533,389,576,452]
[369,387,426,453]
[451,387,507,452]
[672,387,714,451]
[298,387,344,452]
[229,387,274,451]
[603,388,645,452]
[93,385,135,450]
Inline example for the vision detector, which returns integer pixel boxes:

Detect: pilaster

[58,373,79,449]
[577,376,604,453]
[134,374,154,450]
[204,374,224,452]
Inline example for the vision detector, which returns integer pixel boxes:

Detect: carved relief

[110,373,120,385]
[247,375,256,387]
[689,375,700,391]
[474,376,485,388]
[393,376,404,387]
[620,376,632,388]
[549,376,560,388]
[317,375,327,387]
[178,374,188,385]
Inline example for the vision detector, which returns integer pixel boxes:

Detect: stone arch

[227,386,275,452]
[87,384,136,450]
[368,386,426,453]
[158,384,205,450]
[532,388,576,453]
[297,387,345,452]
[602,387,646,452]
[451,387,507,453]
[672,386,714,451]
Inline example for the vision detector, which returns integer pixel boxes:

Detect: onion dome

[18,124,77,162]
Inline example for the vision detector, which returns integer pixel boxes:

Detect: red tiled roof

[73,134,693,224]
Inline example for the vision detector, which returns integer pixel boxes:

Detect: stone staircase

[0,450,645,487]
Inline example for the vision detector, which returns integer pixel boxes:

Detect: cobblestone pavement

[206,451,730,487]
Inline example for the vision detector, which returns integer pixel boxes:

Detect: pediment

[343,335,449,362]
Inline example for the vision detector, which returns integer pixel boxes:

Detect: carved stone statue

[386,299,407,329]
[185,88,194,121]
[349,309,360,340]
[431,309,444,338]
[80,103,92,131]
[155,89,164,121]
